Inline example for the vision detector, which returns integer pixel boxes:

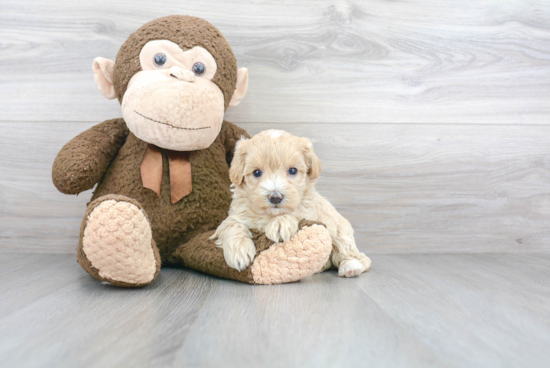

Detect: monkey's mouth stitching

[134,110,211,131]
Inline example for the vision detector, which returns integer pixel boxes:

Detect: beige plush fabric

[82,199,157,285]
[121,64,225,151]
[113,16,237,110]
[251,224,332,285]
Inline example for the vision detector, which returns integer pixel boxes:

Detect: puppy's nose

[268,192,284,204]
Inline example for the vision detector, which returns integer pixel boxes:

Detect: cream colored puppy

[212,130,371,277]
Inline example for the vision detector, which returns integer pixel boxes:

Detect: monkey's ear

[229,137,248,185]
[228,67,249,107]
[93,57,117,100]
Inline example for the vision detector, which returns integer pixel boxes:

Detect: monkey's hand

[52,118,129,195]
[265,215,300,243]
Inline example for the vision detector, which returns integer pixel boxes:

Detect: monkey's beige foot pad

[77,195,161,287]
[174,220,332,285]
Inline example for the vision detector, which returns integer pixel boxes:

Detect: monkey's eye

[253,169,262,178]
[289,168,298,175]
[192,62,206,76]
[154,53,167,67]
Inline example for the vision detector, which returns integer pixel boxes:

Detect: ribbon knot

[140,144,192,204]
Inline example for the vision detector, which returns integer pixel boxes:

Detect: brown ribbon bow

[140,144,192,204]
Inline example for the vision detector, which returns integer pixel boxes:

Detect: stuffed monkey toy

[52,15,332,286]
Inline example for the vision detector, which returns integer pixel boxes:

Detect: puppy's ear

[303,138,322,180]
[229,137,248,185]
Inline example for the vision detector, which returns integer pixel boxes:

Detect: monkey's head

[92,15,248,151]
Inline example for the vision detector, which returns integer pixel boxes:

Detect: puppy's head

[230,130,322,216]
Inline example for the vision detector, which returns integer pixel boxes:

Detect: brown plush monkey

[52,15,332,287]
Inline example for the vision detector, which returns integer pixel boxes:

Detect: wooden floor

[1,253,549,368]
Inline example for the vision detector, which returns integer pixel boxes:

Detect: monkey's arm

[220,120,251,166]
[52,118,129,194]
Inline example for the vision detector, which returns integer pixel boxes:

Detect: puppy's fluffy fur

[212,130,371,277]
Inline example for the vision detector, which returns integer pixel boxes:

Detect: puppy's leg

[331,216,371,278]
[265,214,300,243]
[211,217,256,271]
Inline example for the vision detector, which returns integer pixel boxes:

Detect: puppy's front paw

[223,237,256,271]
[265,215,299,243]
[338,259,364,278]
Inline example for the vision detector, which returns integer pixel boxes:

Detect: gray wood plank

[0,254,84,315]
[0,253,29,272]
[1,254,548,367]
[2,121,550,254]
[171,271,451,368]
[361,254,550,368]
[0,260,214,368]
[0,121,92,253]
[0,0,549,124]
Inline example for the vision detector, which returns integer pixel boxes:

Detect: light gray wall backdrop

[1,0,549,254]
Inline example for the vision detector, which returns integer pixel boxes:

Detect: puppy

[212,130,371,277]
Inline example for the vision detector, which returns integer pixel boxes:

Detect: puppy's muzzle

[268,192,284,205]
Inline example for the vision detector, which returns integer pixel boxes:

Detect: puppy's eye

[192,62,206,76]
[154,53,167,67]
[289,168,298,175]
[253,169,262,178]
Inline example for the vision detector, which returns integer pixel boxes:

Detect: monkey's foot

[172,220,332,285]
[250,221,332,284]
[77,195,161,287]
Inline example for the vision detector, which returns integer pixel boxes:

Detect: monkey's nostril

[169,67,195,82]
[268,193,284,204]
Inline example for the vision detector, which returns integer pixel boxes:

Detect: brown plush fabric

[52,119,129,194]
[89,120,248,263]
[172,220,325,284]
[53,15,332,286]
[172,230,254,283]
[113,15,237,110]
[76,194,162,287]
